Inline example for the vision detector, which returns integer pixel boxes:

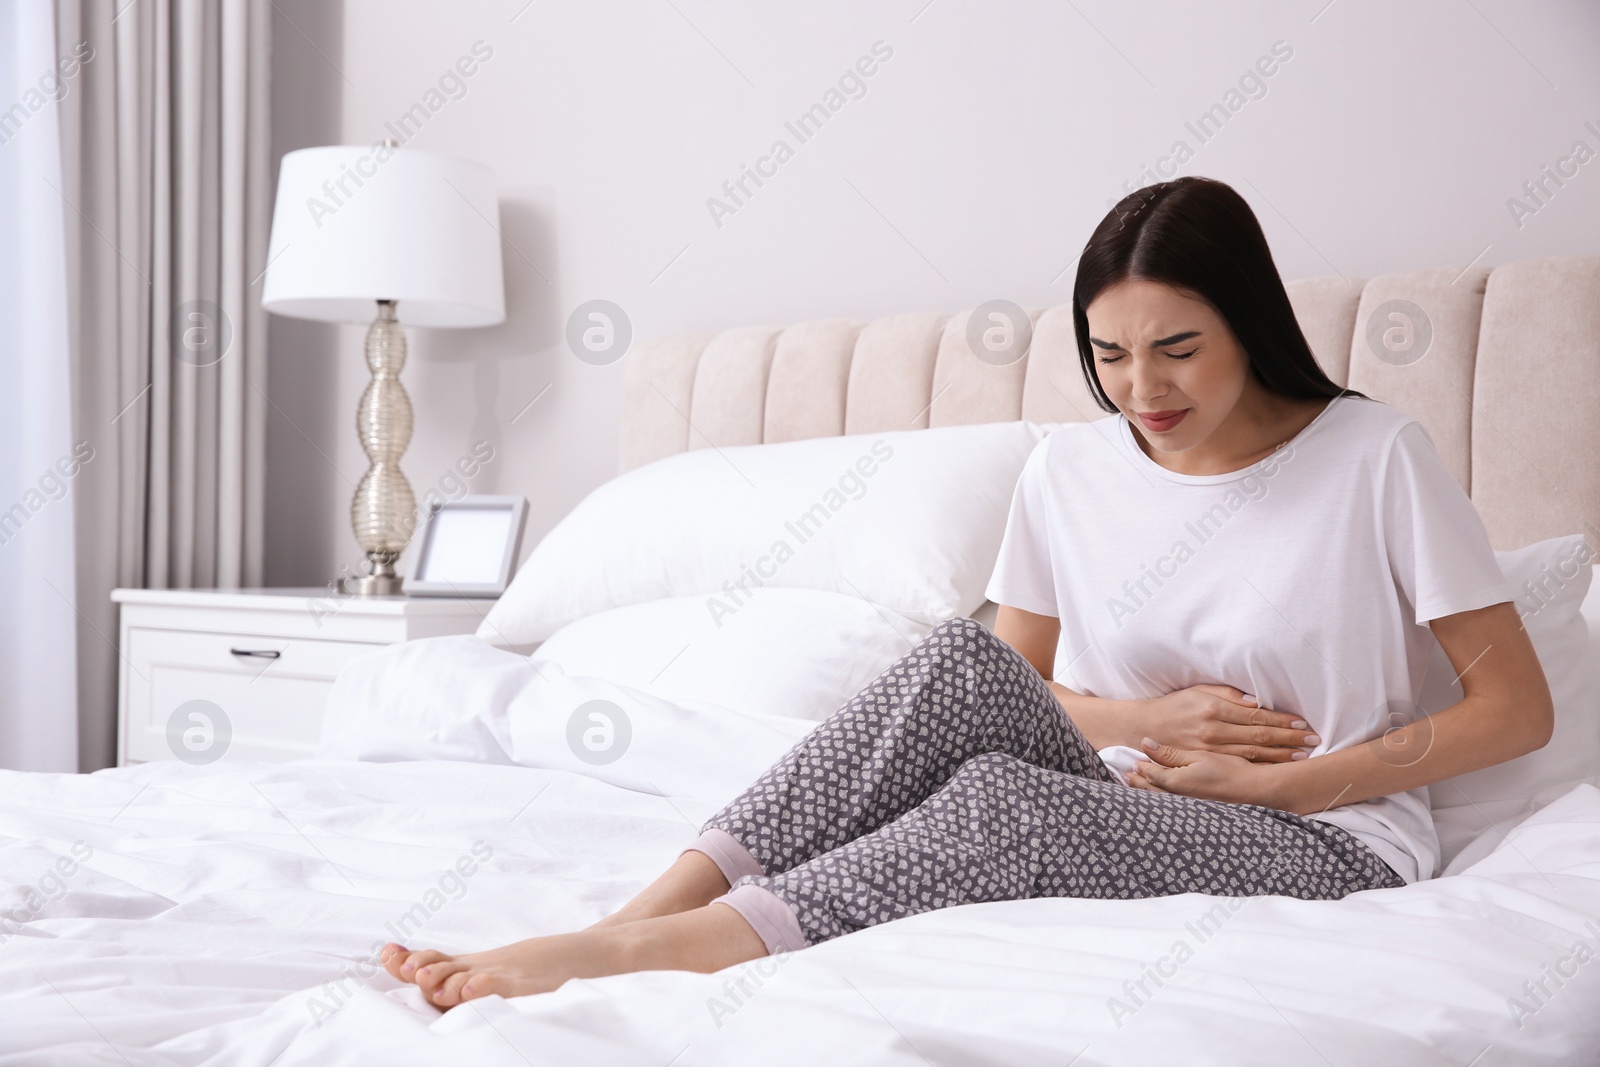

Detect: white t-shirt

[984,396,1513,884]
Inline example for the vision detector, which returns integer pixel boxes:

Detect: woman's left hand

[1124,736,1285,808]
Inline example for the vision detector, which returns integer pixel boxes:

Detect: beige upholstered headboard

[620,256,1600,550]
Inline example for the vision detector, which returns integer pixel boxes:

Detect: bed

[4,255,1599,1066]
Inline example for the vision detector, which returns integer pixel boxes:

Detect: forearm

[1049,682,1148,751]
[1262,693,1551,816]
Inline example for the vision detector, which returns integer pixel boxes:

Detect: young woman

[381,176,1553,1008]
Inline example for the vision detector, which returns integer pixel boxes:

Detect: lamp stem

[340,299,416,596]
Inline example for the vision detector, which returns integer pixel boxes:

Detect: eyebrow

[1088,330,1201,351]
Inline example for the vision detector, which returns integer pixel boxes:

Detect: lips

[1136,408,1189,432]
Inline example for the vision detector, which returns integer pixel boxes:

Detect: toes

[459,973,502,1003]
[399,949,451,983]
[416,959,469,999]
[380,943,411,981]
[433,968,476,1007]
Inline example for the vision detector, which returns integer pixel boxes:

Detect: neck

[1135,387,1329,476]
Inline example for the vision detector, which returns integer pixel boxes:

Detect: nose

[1129,354,1168,405]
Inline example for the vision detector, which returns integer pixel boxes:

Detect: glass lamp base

[345,300,414,600]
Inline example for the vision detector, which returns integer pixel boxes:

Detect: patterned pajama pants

[683,617,1404,954]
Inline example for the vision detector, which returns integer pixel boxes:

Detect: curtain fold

[0,0,80,772]
[53,0,270,771]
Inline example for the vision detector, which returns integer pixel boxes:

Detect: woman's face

[1083,278,1254,458]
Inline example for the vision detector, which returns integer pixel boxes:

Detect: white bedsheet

[3,638,1599,1065]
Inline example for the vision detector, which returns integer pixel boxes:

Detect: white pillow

[529,589,932,721]
[1426,536,1597,864]
[479,422,1049,647]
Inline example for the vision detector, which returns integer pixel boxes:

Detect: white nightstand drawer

[122,627,383,764]
[114,587,492,767]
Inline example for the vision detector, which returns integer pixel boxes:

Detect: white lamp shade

[262,145,506,328]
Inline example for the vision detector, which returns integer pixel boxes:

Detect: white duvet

[4,637,1600,1066]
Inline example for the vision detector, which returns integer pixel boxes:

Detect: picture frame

[405,494,529,598]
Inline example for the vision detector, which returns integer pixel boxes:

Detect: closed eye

[1097,348,1197,365]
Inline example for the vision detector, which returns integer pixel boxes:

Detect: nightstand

[112,588,492,766]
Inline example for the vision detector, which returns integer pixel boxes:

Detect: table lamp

[262,144,505,595]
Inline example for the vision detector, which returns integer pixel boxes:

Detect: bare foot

[380,903,768,1009]
[381,927,636,1007]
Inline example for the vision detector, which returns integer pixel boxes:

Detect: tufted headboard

[619,256,1600,551]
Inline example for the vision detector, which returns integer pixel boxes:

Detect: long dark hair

[1072,176,1364,412]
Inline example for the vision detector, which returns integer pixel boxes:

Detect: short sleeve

[984,437,1060,617]
[1380,420,1512,625]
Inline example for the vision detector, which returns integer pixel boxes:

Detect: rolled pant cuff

[680,827,765,885]
[711,883,809,956]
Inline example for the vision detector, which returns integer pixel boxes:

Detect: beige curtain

[53,0,270,771]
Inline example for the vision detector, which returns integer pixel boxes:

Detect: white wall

[266,0,1600,587]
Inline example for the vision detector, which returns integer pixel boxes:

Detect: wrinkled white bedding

[3,637,1599,1066]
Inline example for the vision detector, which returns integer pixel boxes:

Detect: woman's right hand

[1137,685,1319,763]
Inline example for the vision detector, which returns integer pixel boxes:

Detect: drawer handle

[229,648,282,660]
